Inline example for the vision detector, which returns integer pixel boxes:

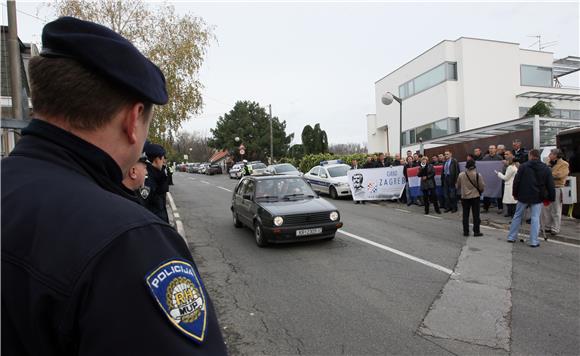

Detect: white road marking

[425,215,442,219]
[480,225,498,230]
[337,229,454,275]
[395,208,410,213]
[188,177,196,181]
[201,180,210,184]
[544,239,580,248]
[217,186,233,192]
[166,192,186,243]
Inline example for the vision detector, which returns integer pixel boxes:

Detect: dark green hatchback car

[231,175,343,247]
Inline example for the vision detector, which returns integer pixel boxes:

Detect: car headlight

[330,211,339,221]
[273,216,284,226]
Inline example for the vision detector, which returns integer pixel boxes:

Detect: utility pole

[7,0,23,121]
[269,104,273,164]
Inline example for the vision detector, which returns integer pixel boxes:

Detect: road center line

[200,180,210,184]
[337,229,454,275]
[395,208,410,213]
[217,186,233,192]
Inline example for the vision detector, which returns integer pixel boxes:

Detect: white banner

[347,166,406,201]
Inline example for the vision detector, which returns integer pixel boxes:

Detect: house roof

[209,150,229,163]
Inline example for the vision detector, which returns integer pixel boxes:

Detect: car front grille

[283,212,331,226]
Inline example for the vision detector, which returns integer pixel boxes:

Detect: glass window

[450,118,459,133]
[398,83,407,98]
[560,110,570,119]
[327,165,350,177]
[446,62,457,80]
[244,181,255,199]
[275,164,298,173]
[409,129,416,144]
[415,124,432,142]
[519,107,529,117]
[432,119,448,138]
[521,65,552,87]
[414,63,446,94]
[571,110,580,120]
[309,167,320,176]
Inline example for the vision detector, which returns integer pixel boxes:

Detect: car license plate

[296,228,323,236]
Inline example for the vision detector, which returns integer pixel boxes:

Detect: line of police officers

[1,17,227,355]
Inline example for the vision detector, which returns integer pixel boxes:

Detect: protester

[351,159,360,170]
[404,156,417,206]
[442,150,459,213]
[431,155,440,165]
[473,147,483,161]
[512,139,528,164]
[122,154,149,205]
[497,144,506,159]
[413,153,420,164]
[466,153,475,161]
[507,149,555,247]
[496,154,518,218]
[1,17,226,354]
[144,143,170,222]
[418,156,441,214]
[483,145,502,161]
[437,153,445,165]
[406,150,413,158]
[392,153,402,166]
[456,160,485,236]
[376,153,387,167]
[363,156,374,169]
[542,149,570,236]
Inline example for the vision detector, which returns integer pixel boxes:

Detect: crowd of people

[350,139,571,245]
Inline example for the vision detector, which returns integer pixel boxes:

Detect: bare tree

[328,143,367,155]
[173,131,215,163]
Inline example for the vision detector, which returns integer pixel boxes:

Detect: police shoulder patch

[140,186,150,199]
[145,259,207,343]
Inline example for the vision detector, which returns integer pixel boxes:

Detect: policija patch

[145,259,207,343]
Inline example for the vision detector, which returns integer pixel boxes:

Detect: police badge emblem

[145,259,207,343]
[140,186,150,199]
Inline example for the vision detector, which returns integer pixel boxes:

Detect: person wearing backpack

[456,160,486,237]
[507,149,555,247]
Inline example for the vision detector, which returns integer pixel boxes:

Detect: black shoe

[504,214,511,217]
[474,232,483,237]
[529,244,540,248]
[436,210,441,214]
[550,231,557,236]
[463,232,469,236]
[444,209,451,213]
[407,202,412,206]
[526,219,531,224]
[497,209,503,214]
[507,240,515,243]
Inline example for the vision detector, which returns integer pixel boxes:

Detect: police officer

[122,153,150,205]
[143,142,170,222]
[1,17,227,355]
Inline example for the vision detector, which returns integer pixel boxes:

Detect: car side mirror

[243,194,252,200]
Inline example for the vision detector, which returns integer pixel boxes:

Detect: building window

[398,62,458,99]
[521,65,552,87]
[402,117,459,146]
[519,106,580,120]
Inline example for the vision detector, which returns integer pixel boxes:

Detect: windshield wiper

[283,193,306,200]
[256,195,279,201]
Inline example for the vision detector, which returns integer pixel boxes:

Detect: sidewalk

[375,200,580,245]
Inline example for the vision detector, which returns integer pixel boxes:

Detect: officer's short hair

[29,56,152,130]
[550,148,562,158]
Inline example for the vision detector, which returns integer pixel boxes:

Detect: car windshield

[275,164,298,173]
[255,178,316,201]
[327,165,350,177]
[252,163,267,169]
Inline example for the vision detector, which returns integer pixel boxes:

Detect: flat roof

[517,91,580,101]
[411,116,579,148]
[553,56,580,78]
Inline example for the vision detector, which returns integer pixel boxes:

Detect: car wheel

[254,221,268,247]
[233,212,243,228]
[329,186,338,200]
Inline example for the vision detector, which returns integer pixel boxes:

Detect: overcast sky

[2,1,579,145]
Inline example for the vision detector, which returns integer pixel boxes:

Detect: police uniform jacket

[143,163,170,223]
[1,120,227,355]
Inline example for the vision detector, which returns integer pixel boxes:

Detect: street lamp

[381,92,403,156]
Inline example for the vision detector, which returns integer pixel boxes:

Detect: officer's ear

[123,102,148,145]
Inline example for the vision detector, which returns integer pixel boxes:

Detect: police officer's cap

[144,142,166,160]
[138,153,150,164]
[40,16,168,105]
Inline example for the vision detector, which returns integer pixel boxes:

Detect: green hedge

[278,153,382,173]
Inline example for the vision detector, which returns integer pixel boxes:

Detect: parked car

[198,163,210,174]
[229,163,244,179]
[187,163,200,173]
[206,164,223,175]
[249,162,268,176]
[266,163,302,176]
[231,175,343,247]
[303,160,352,199]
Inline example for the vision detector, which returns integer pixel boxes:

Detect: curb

[167,192,187,243]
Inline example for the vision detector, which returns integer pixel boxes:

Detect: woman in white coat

[496,156,518,217]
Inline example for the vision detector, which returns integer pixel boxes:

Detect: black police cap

[41,16,168,105]
[144,142,166,160]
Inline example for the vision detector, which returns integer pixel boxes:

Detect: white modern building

[367,37,580,154]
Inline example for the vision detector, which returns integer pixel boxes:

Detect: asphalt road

[170,172,580,356]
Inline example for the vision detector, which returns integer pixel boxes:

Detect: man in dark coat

[507,149,555,247]
[417,156,441,215]
[482,144,504,213]
[442,150,459,212]
[1,17,226,355]
[512,139,528,164]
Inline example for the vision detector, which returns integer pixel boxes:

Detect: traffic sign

[239,149,245,155]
